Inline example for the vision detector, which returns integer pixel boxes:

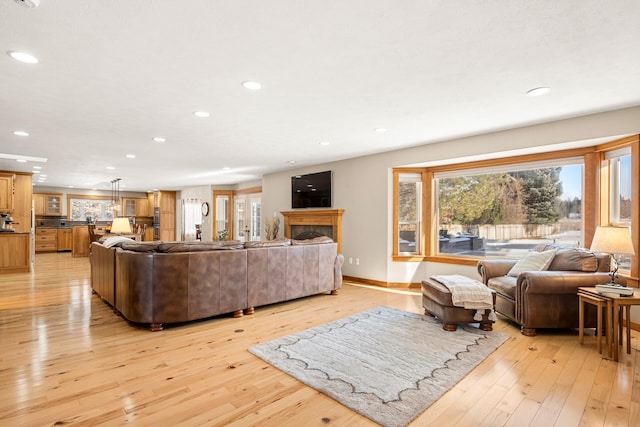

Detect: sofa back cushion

[535,244,599,272]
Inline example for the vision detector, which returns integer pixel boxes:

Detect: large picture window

[605,148,632,271]
[435,160,583,258]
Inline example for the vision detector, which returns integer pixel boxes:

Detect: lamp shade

[590,226,635,255]
[110,217,132,234]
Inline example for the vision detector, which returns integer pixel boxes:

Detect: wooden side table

[578,290,609,355]
[579,286,640,362]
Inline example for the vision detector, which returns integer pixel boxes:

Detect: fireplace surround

[281,209,344,252]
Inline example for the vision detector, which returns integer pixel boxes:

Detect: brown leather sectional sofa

[477,244,612,336]
[90,237,344,331]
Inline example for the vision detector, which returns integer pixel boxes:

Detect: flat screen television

[291,171,332,208]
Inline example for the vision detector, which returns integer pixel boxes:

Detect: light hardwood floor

[1,253,639,426]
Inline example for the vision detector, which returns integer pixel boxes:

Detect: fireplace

[280,209,344,252]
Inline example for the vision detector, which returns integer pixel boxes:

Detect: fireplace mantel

[281,209,344,252]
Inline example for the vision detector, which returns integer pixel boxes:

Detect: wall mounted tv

[291,170,332,209]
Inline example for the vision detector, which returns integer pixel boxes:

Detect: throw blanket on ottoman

[431,275,496,321]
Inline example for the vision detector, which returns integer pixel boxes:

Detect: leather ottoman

[421,278,496,332]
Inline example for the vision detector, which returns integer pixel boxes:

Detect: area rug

[248,306,509,427]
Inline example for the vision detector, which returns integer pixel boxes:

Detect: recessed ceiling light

[319,141,330,146]
[153,137,166,143]
[242,81,262,90]
[222,167,231,171]
[193,111,210,118]
[126,154,136,159]
[7,50,38,64]
[288,160,296,164]
[106,166,116,170]
[13,130,29,136]
[526,87,551,97]
[375,128,388,133]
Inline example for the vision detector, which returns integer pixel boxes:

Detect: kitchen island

[0,232,31,274]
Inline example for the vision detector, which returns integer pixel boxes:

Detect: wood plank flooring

[0,252,639,426]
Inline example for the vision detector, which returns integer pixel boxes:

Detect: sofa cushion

[507,249,556,277]
[487,276,517,300]
[292,236,334,245]
[244,237,291,248]
[535,244,599,272]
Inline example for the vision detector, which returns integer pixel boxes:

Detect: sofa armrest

[516,271,612,295]
[477,259,518,284]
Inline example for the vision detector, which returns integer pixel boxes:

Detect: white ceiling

[1,0,640,192]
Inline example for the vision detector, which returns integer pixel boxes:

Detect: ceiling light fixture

[193,111,210,118]
[106,166,115,170]
[13,131,29,136]
[242,81,262,90]
[0,153,47,162]
[375,128,388,133]
[526,87,551,97]
[319,141,330,146]
[152,137,166,143]
[126,154,136,159]
[14,0,41,8]
[7,50,38,64]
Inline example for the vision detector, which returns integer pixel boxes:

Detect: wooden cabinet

[11,174,32,233]
[123,198,150,217]
[33,193,63,216]
[0,173,15,213]
[156,191,176,241]
[35,227,57,253]
[33,193,45,216]
[0,233,30,273]
[57,228,72,251]
[72,225,90,258]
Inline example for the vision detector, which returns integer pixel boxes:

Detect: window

[604,148,632,271]
[435,160,583,258]
[396,172,422,255]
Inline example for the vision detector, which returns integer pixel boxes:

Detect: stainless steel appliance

[0,213,16,232]
[153,207,160,240]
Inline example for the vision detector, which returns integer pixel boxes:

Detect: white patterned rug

[249,306,509,427]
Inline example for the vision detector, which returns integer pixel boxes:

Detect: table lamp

[590,226,636,285]
[110,217,132,235]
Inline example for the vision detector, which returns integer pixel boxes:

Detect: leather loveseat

[90,237,344,331]
[477,244,612,336]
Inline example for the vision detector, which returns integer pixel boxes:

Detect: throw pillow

[507,249,557,277]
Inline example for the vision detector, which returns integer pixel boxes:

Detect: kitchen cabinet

[35,227,57,253]
[0,233,30,273]
[123,198,150,217]
[34,193,63,216]
[57,228,72,251]
[155,191,176,241]
[0,173,15,213]
[72,225,90,258]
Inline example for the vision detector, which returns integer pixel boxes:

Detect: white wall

[262,106,640,284]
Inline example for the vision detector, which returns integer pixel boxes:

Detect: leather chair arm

[477,259,518,284]
[516,271,611,295]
